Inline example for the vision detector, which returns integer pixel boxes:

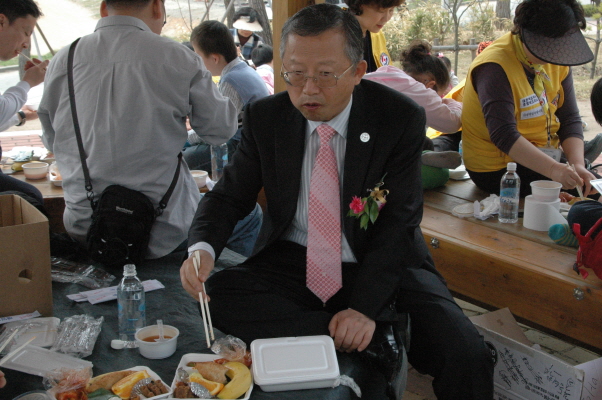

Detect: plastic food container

[170,353,253,399]
[46,366,171,400]
[1,344,92,377]
[109,366,172,400]
[250,335,339,392]
[3,317,60,348]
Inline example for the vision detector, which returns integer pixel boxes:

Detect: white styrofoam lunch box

[250,335,340,392]
[1,344,92,377]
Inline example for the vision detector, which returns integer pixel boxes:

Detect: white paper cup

[190,170,208,189]
[530,180,562,202]
[135,325,179,359]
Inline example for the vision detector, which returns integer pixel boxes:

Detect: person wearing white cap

[230,7,263,62]
[462,0,597,198]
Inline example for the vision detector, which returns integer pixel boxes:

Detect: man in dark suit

[181,4,493,399]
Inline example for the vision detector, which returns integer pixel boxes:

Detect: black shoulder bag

[67,38,182,267]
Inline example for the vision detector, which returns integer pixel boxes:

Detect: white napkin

[473,194,500,220]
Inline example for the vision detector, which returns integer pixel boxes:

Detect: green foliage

[467,3,512,42]
[382,2,451,60]
[583,4,599,17]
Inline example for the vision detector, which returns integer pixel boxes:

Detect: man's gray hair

[280,4,363,66]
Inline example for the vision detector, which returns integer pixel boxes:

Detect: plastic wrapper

[51,315,103,358]
[210,335,252,366]
[43,367,91,399]
[334,375,362,398]
[51,257,116,289]
[0,321,44,355]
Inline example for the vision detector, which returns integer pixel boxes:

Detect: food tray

[169,353,253,399]
[45,366,171,400]
[250,335,339,392]
[114,366,172,400]
[3,317,60,348]
[1,344,92,377]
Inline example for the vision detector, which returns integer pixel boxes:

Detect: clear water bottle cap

[123,264,136,276]
[507,162,517,171]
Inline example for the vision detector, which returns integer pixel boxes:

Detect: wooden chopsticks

[0,336,36,367]
[192,251,215,348]
[568,163,585,200]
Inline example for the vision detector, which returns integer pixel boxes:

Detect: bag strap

[584,216,602,240]
[156,153,182,217]
[67,38,181,216]
[67,38,95,208]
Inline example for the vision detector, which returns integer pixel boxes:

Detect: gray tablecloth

[2,249,388,400]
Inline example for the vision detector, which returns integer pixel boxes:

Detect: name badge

[521,106,545,120]
[520,94,539,109]
[539,146,562,162]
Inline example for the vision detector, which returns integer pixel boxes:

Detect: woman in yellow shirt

[346,0,401,73]
[462,0,596,197]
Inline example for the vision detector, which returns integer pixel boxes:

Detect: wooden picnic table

[422,178,602,352]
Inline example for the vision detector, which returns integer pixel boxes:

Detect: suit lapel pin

[360,132,370,143]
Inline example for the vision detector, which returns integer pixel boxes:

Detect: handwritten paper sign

[471,308,602,400]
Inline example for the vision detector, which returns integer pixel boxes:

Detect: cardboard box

[0,195,52,317]
[470,308,602,400]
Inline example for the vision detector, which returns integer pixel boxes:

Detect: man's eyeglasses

[280,64,355,88]
[162,0,167,25]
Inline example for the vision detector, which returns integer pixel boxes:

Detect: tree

[442,0,479,72]
[495,0,510,29]
[223,0,235,27]
[249,0,273,45]
[589,6,602,79]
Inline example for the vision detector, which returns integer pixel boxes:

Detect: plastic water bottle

[499,162,520,223]
[210,143,228,182]
[117,264,145,348]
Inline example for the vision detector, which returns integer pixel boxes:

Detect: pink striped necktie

[306,123,342,303]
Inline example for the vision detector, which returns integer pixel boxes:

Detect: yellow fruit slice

[111,369,150,399]
[217,362,252,400]
[189,372,225,396]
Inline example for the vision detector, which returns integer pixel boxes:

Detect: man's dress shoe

[359,316,409,400]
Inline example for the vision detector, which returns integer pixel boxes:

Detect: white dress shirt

[190,97,357,262]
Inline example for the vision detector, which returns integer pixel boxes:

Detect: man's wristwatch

[16,110,26,126]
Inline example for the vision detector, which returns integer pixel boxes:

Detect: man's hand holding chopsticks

[22,57,48,88]
[180,249,214,302]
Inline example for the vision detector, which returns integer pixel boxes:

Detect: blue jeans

[182,138,241,172]
[197,193,263,257]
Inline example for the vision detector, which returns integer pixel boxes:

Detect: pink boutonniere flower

[347,174,389,230]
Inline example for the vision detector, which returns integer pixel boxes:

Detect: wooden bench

[422,178,602,352]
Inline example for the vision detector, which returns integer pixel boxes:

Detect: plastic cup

[530,180,562,202]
